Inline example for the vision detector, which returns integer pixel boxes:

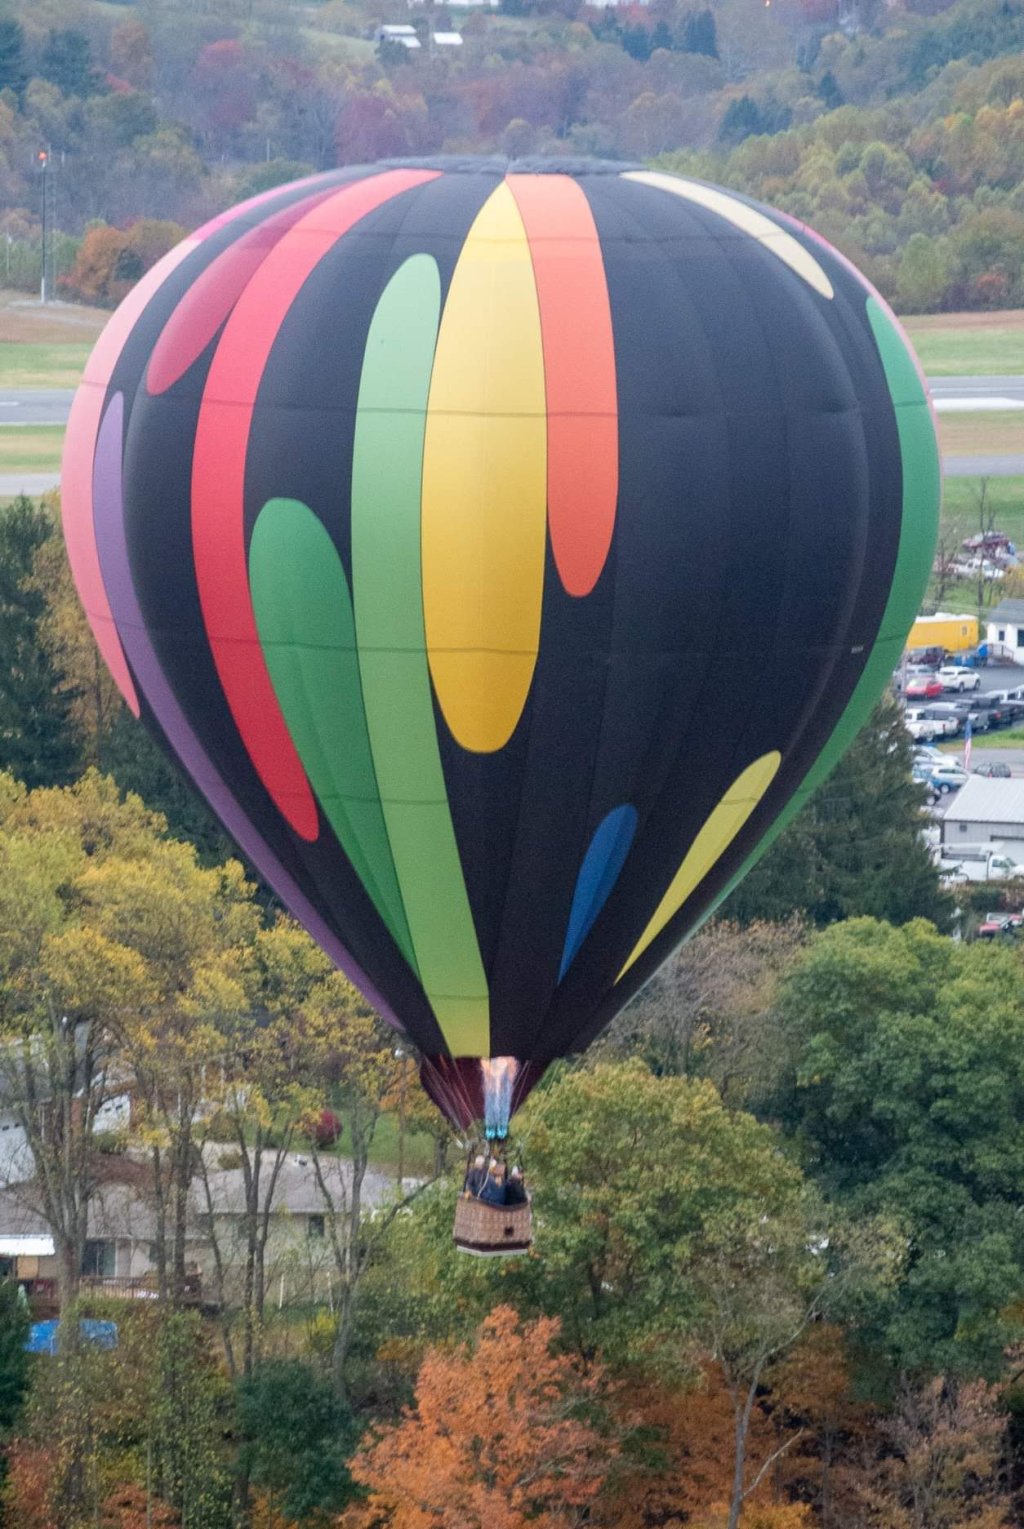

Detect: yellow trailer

[907,613,978,654]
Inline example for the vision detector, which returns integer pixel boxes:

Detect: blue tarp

[26,1319,118,1354]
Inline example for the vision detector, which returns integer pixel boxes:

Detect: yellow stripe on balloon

[619,751,782,978]
[625,171,833,300]
[422,181,547,753]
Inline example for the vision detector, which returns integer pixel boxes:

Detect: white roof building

[941,777,1024,848]
[376,23,421,47]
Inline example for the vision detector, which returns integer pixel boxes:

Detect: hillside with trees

[0,0,1023,308]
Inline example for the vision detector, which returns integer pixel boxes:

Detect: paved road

[929,375,1024,409]
[0,373,1021,495]
[1,376,1022,427]
[944,453,1024,477]
[0,389,75,425]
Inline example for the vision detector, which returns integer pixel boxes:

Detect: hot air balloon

[62,158,939,1250]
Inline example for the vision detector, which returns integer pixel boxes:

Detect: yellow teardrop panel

[619,751,782,978]
[625,172,834,300]
[422,181,547,753]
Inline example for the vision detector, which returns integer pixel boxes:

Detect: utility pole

[37,147,52,304]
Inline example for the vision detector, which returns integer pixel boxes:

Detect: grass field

[0,292,108,388]
[937,410,1024,455]
[0,342,95,388]
[0,426,65,473]
[903,311,1024,376]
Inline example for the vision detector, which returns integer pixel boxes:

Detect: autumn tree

[0,771,159,1306]
[340,1306,617,1529]
[297,975,443,1397]
[853,1378,1011,1529]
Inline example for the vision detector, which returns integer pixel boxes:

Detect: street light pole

[37,148,49,304]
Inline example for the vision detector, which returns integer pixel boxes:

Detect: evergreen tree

[0,17,26,96]
[0,498,78,789]
[682,8,718,58]
[238,1359,358,1521]
[718,95,766,144]
[729,698,951,929]
[39,28,97,98]
[0,1278,29,1433]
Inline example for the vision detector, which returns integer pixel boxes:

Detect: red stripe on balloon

[190,168,440,842]
[62,236,203,717]
[146,188,338,395]
[507,174,618,599]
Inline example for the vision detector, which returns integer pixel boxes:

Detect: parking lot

[900,662,1024,804]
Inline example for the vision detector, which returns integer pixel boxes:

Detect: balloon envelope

[62,158,939,1125]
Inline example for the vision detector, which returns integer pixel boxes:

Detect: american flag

[964,716,972,773]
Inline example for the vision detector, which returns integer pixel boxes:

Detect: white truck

[938,843,1024,882]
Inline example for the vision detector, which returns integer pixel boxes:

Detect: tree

[604,917,806,1106]
[0,498,77,790]
[852,1377,1011,1529]
[427,1061,818,1373]
[0,1280,30,1435]
[682,8,719,56]
[728,700,952,931]
[237,1358,358,1521]
[32,528,228,857]
[775,917,1024,1375]
[340,1306,616,1529]
[688,1198,893,1529]
[0,18,26,96]
[39,28,98,99]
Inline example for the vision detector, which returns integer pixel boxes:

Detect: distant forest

[0,0,1023,310]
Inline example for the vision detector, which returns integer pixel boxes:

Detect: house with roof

[986,600,1024,665]
[0,1149,411,1314]
[941,777,1024,853]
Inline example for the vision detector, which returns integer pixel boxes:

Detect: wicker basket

[453,1194,532,1256]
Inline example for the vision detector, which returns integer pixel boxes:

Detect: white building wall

[0,1114,33,1187]
[943,819,1024,847]
[986,621,1024,664]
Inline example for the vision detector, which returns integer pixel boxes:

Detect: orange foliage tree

[99,1484,180,1529]
[3,1441,58,1529]
[339,1306,617,1529]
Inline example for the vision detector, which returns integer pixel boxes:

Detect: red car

[906,676,943,700]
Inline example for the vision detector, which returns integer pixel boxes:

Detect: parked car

[907,646,947,667]
[978,910,1024,936]
[990,685,1024,704]
[972,696,1010,728]
[943,702,991,731]
[915,762,968,795]
[974,761,1012,778]
[906,676,944,700]
[906,711,940,742]
[938,666,981,692]
[978,915,1017,937]
[918,707,959,738]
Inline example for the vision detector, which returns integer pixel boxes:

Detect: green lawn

[0,425,65,473]
[940,476,1024,538]
[903,315,1024,376]
[941,727,1024,750]
[337,1111,439,1178]
[0,341,93,388]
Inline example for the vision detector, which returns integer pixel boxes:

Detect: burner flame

[480,1057,520,1139]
